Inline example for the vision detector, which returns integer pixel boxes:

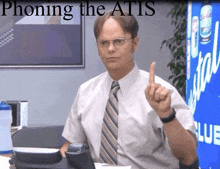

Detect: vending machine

[186,1,220,168]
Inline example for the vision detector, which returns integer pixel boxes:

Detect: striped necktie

[100,81,120,165]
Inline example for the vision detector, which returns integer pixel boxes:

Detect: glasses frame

[96,37,133,49]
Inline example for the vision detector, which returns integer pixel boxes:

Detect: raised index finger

[149,62,156,84]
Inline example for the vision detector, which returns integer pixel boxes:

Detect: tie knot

[111,81,120,97]
[111,81,119,89]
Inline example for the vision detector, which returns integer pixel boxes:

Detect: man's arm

[163,115,197,165]
[60,140,71,157]
[61,90,87,157]
[145,62,197,165]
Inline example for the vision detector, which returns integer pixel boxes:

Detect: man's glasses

[97,37,132,49]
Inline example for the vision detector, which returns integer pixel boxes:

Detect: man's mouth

[107,57,119,61]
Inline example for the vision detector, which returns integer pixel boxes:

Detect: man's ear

[132,36,139,53]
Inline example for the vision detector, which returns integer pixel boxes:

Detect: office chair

[12,125,66,149]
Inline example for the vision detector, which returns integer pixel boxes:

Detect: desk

[0,154,14,169]
[1,154,12,158]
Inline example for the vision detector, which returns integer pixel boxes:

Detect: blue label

[0,101,11,110]
[0,150,13,154]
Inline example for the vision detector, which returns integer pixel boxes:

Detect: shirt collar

[106,64,139,96]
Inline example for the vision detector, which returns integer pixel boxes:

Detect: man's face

[97,18,139,72]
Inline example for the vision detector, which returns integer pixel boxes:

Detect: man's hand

[145,62,172,118]
[145,63,198,165]
[60,140,70,157]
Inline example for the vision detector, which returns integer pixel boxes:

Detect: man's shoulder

[79,71,108,92]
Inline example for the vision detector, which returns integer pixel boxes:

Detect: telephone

[10,143,95,169]
[65,143,95,169]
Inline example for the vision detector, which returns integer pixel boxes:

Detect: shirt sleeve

[170,86,196,134]
[62,88,87,143]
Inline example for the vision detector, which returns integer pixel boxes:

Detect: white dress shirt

[62,65,196,169]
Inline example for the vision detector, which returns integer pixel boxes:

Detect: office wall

[0,2,175,125]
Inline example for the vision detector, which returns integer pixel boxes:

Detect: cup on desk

[0,101,13,154]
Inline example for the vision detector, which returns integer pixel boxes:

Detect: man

[60,10,198,168]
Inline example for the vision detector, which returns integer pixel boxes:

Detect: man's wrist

[179,158,199,169]
[160,108,176,123]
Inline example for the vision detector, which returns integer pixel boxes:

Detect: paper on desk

[0,156,10,169]
[95,163,131,169]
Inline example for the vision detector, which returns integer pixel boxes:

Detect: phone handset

[65,143,95,169]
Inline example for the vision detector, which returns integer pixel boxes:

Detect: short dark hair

[93,10,139,40]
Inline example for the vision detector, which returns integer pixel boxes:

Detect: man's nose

[108,41,116,52]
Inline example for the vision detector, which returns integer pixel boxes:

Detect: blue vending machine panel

[186,1,220,168]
